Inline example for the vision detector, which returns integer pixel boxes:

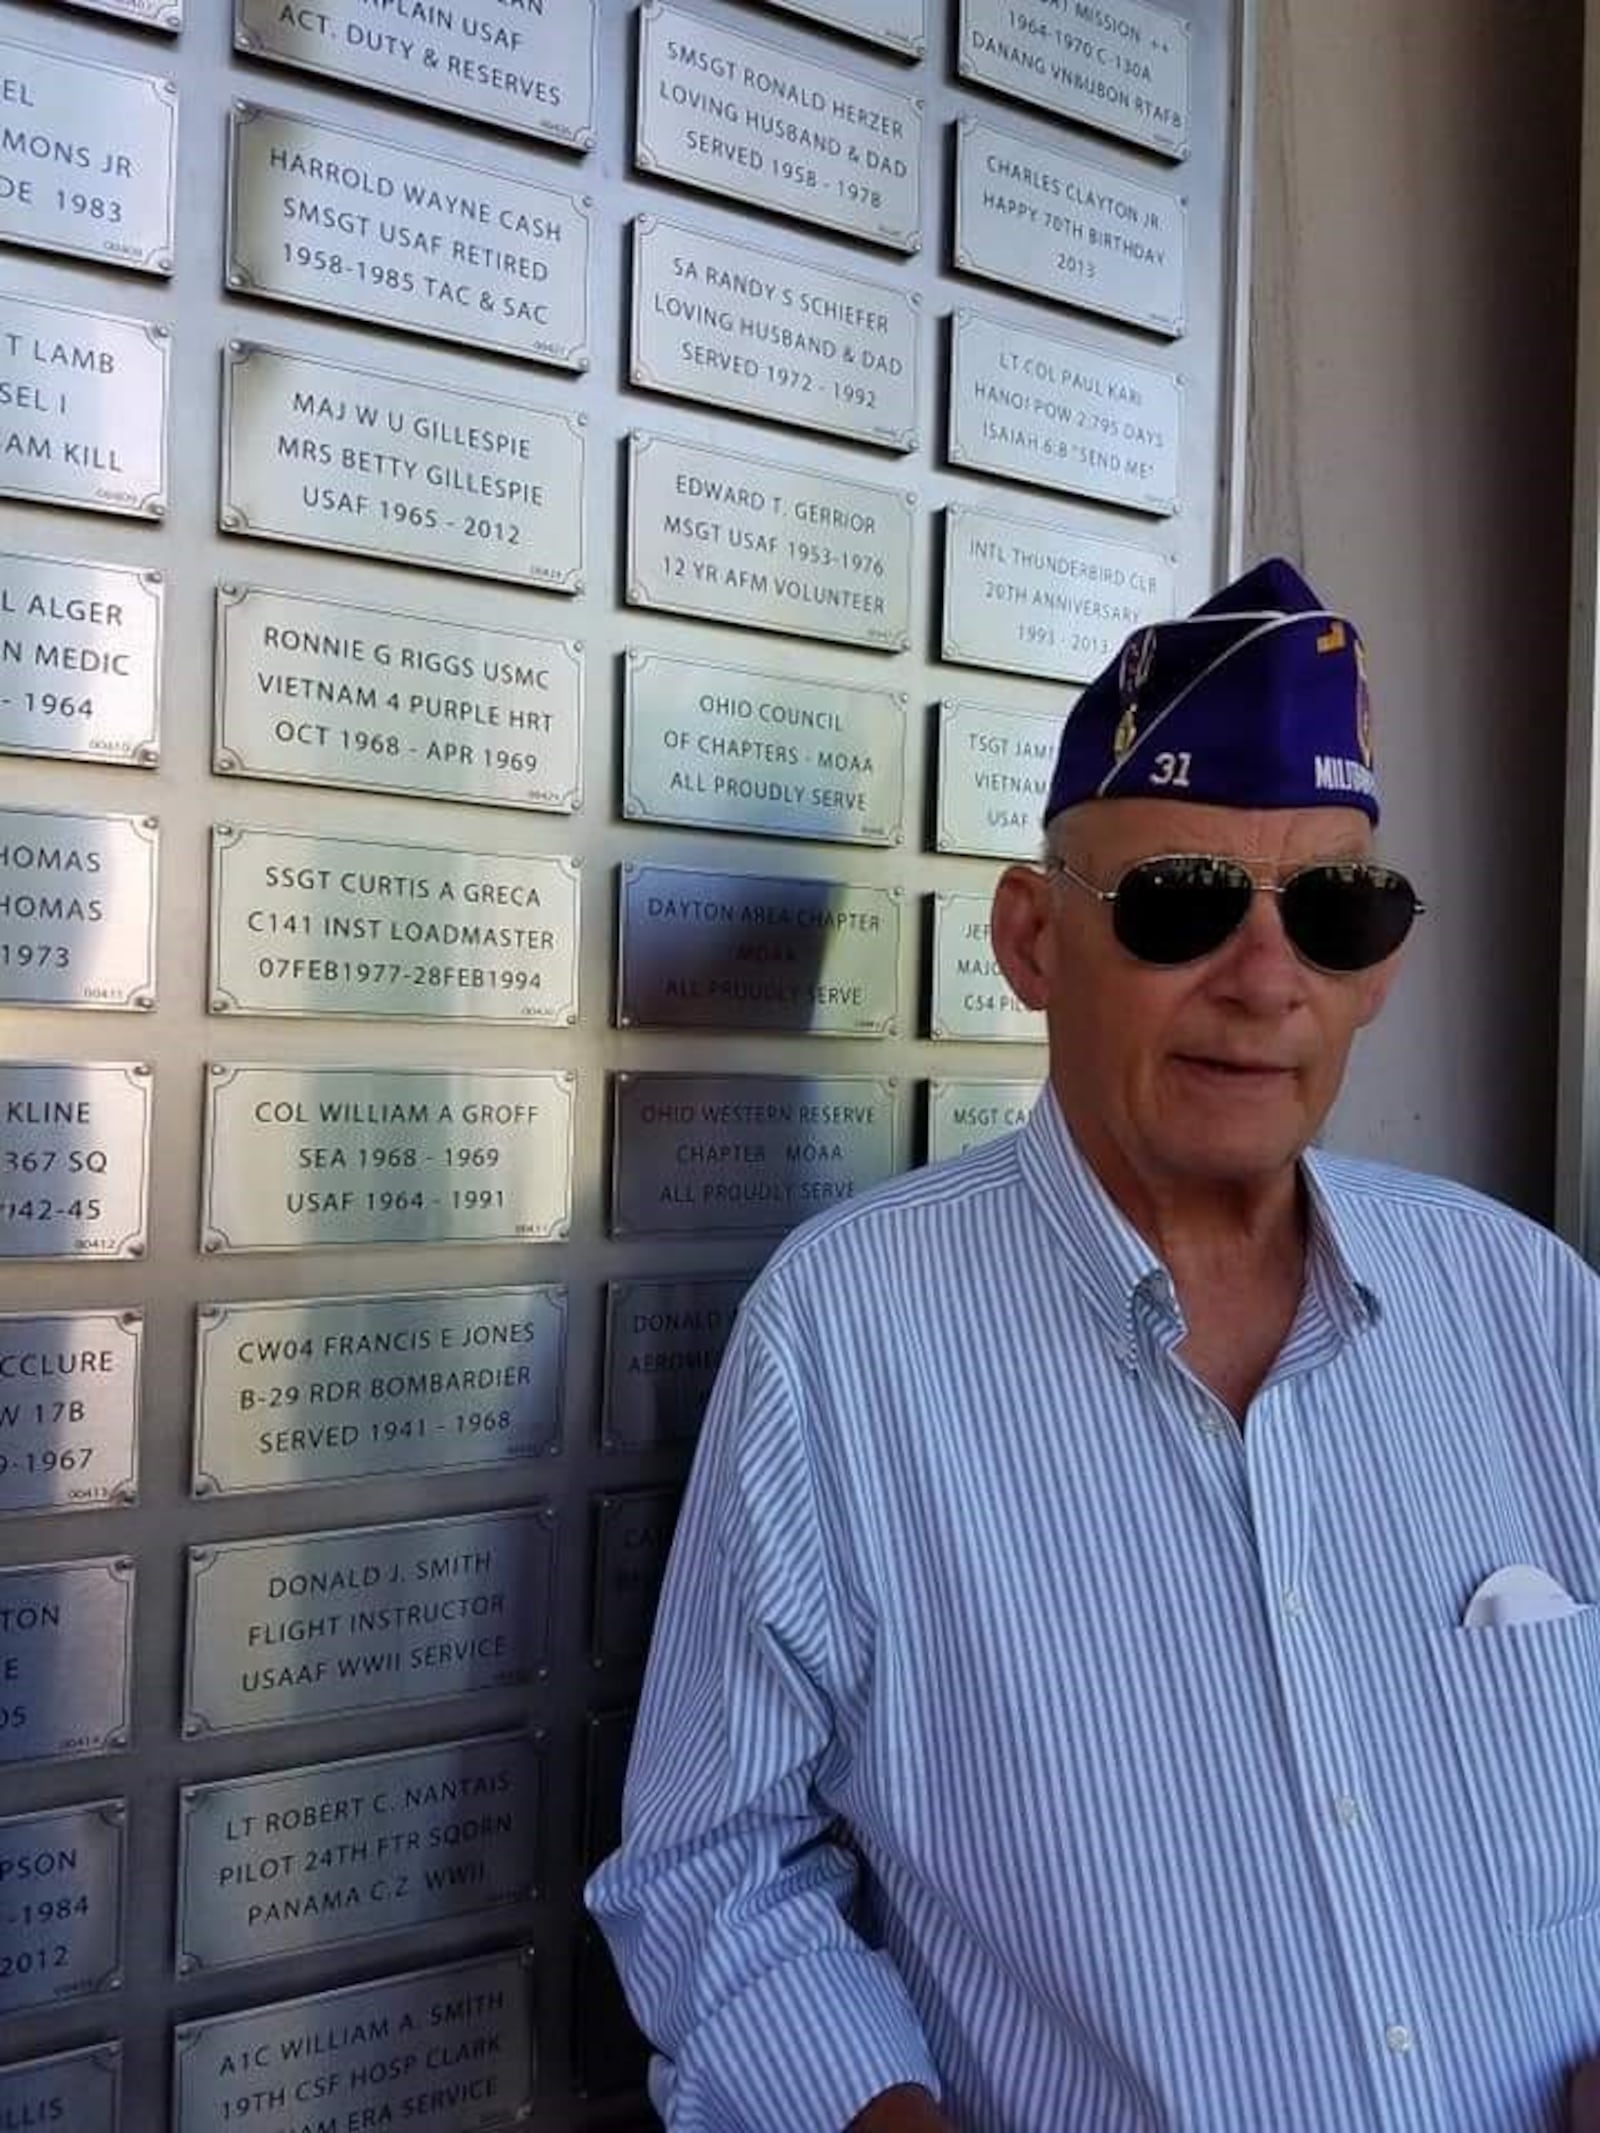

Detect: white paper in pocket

[1462,1562,1588,1629]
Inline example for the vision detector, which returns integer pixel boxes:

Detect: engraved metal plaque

[0,552,162,766]
[927,1077,1038,1162]
[628,430,913,652]
[583,1710,635,1868]
[0,806,157,1010]
[937,702,1059,859]
[929,893,1041,1043]
[0,294,167,517]
[612,1072,901,1236]
[632,215,917,451]
[0,1802,124,2014]
[949,310,1181,515]
[221,342,585,591]
[235,0,595,148]
[229,104,592,371]
[594,1489,681,1667]
[210,825,579,1025]
[174,1949,536,2133]
[0,1310,140,1513]
[574,1927,650,2099]
[943,504,1173,683]
[48,0,179,28]
[215,584,581,814]
[202,1064,574,1253]
[183,1508,554,1736]
[760,0,925,56]
[624,650,904,848]
[0,1558,133,1763]
[0,42,175,275]
[604,1277,748,1451]
[954,117,1186,335]
[177,1731,542,1972]
[619,863,900,1036]
[637,4,921,252]
[958,0,1189,156]
[194,1287,565,1494]
[0,1061,150,1260]
[0,2043,120,2133]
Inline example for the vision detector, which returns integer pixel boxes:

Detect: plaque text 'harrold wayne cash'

[0,293,167,518]
[1,551,163,765]
[0,39,176,273]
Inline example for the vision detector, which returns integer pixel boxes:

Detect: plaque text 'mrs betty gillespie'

[0,1556,133,1764]
[0,39,176,273]
[0,1802,124,2016]
[1,551,163,766]
[957,0,1189,158]
[0,1060,150,1260]
[0,1309,141,1513]
[1,294,167,518]
[943,503,1172,683]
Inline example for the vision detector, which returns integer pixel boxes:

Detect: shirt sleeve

[584,1295,942,2133]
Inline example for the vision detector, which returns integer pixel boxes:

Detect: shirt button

[1281,1589,1304,1619]
[1384,2024,1413,2055]
[1334,1794,1361,1828]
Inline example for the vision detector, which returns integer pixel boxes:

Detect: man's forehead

[1066,798,1375,864]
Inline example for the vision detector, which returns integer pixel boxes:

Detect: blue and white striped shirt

[587,1090,1600,2132]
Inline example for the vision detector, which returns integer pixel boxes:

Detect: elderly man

[588,559,1600,2132]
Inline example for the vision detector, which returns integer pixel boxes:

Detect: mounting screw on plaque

[177,1953,197,1977]
[134,745,160,767]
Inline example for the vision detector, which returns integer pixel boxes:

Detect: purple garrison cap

[1042,557,1378,825]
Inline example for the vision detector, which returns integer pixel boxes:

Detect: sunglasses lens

[1280,864,1419,971]
[1113,856,1256,965]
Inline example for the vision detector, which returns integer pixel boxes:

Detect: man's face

[990,798,1404,1200]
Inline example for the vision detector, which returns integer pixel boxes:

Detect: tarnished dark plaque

[583,1710,636,1868]
[603,1276,750,1451]
[228,104,592,370]
[929,893,1041,1043]
[619,862,900,1035]
[0,1557,133,1763]
[194,1286,566,1494]
[636,4,921,252]
[174,1949,536,2133]
[574,1927,650,2099]
[611,1072,902,1236]
[760,0,925,56]
[210,824,579,1025]
[235,0,595,147]
[201,1064,574,1252]
[221,342,585,591]
[0,552,162,766]
[943,504,1173,683]
[176,1731,542,1972]
[623,650,904,847]
[927,1077,1038,1163]
[632,215,917,452]
[937,702,1059,859]
[0,1802,124,2014]
[593,1489,682,1667]
[954,117,1186,336]
[0,1309,140,1513]
[0,2043,120,2133]
[958,0,1189,157]
[0,40,174,273]
[949,310,1181,515]
[0,805,157,1010]
[183,1507,555,1736]
[0,1061,150,1260]
[628,430,913,652]
[214,583,581,814]
[0,294,167,517]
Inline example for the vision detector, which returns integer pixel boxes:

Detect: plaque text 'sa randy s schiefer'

[235,0,595,149]
[0,1061,150,1259]
[174,1950,535,2133]
[0,294,168,517]
[0,805,157,1011]
[228,104,592,370]
[210,825,579,1025]
[0,1802,124,2017]
[215,584,581,814]
[0,1309,141,1513]
[202,1064,574,1252]
[221,343,585,590]
[0,40,176,273]
[955,117,1186,336]
[761,0,926,57]
[0,2044,121,2133]
[937,702,1063,859]
[958,0,1190,158]
[1,552,163,766]
[194,1286,566,1493]
[0,1557,133,1764]
[604,1276,750,1451]
[176,1732,541,1972]
[928,1078,1039,1163]
[629,431,913,652]
[930,891,1042,1043]
[637,4,921,252]
[183,1508,554,1734]
[632,215,918,452]
[943,503,1173,683]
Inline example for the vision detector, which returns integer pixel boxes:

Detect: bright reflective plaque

[0,1803,124,2013]
[0,294,167,518]
[942,504,1173,683]
[936,702,1060,859]
[0,1557,134,1763]
[0,1061,150,1259]
[958,0,1189,156]
[929,892,1042,1042]
[0,40,176,273]
[0,552,162,766]
[0,805,157,1010]
[0,1309,140,1512]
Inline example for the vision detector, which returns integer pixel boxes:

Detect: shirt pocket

[1427,1605,1600,1933]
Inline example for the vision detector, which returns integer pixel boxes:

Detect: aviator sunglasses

[1048,852,1423,972]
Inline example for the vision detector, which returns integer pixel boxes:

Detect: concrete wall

[1248,0,1583,1218]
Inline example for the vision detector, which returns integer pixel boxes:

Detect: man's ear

[990,866,1055,1011]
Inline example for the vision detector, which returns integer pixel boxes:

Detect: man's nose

[1209,887,1307,1009]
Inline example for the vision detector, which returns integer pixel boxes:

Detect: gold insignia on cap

[1316,620,1348,655]
[1355,639,1373,767]
[1115,627,1157,761]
